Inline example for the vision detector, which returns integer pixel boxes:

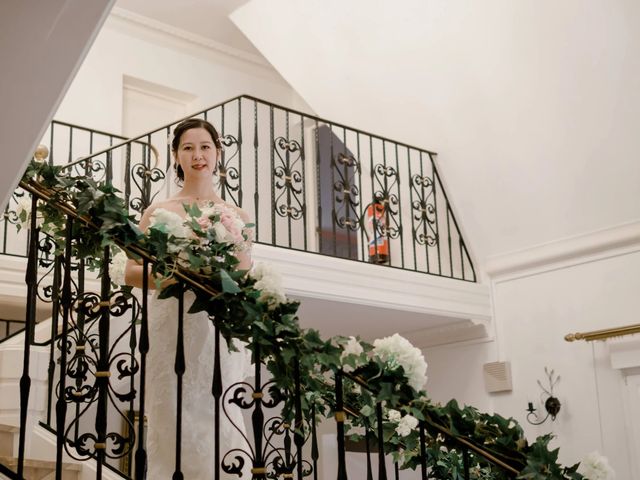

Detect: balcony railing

[2,95,475,281]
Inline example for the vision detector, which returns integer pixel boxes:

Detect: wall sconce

[526,367,561,425]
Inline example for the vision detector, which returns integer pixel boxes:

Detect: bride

[124,118,253,478]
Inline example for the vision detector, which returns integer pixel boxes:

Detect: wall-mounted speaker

[483,361,512,393]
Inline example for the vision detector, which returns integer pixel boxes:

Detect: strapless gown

[145,291,253,478]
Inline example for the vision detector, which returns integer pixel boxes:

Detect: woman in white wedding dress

[125,118,253,479]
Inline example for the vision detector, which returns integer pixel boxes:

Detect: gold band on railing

[90,300,111,313]
[72,390,83,397]
[282,474,294,479]
[334,411,346,423]
[565,323,640,342]
[251,467,267,474]
[94,443,106,450]
[76,345,85,351]
[252,391,263,399]
[95,371,111,378]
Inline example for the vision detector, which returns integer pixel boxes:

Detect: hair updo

[171,118,222,183]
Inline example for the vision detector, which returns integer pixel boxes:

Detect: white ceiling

[114,0,640,266]
[115,0,260,55]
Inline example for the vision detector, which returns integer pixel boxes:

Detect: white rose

[109,249,128,286]
[250,262,287,310]
[212,222,230,244]
[340,336,364,372]
[342,336,364,357]
[149,208,189,253]
[387,409,402,422]
[395,414,419,437]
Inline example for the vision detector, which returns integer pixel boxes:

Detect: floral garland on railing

[18,159,612,480]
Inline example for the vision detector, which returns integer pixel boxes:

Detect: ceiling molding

[109,7,274,71]
[485,220,640,280]
[403,321,490,349]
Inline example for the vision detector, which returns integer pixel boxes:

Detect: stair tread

[0,456,82,470]
[0,425,19,434]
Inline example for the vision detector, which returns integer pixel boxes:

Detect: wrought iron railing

[0,176,513,479]
[2,95,475,281]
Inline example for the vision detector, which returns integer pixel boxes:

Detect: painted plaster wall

[424,249,640,478]
[54,15,311,136]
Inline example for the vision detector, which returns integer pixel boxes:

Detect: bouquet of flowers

[146,202,252,286]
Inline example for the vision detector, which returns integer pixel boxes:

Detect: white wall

[425,248,640,478]
[232,0,640,264]
[54,13,312,136]
[0,0,114,209]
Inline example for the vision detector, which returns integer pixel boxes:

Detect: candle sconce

[526,367,561,425]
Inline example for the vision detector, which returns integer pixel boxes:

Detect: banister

[341,370,521,474]
[62,93,439,170]
[18,178,220,298]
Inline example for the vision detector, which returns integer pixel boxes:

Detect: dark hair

[171,118,222,182]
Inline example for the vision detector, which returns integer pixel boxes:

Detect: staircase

[0,98,584,479]
[0,425,81,480]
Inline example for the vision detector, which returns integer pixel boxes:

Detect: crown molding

[485,220,640,280]
[108,7,274,71]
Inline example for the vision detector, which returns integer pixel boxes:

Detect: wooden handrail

[565,323,640,342]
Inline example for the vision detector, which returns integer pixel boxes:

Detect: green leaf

[220,268,241,294]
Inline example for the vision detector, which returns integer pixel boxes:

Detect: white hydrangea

[387,409,402,422]
[372,333,428,392]
[577,451,616,480]
[250,262,287,310]
[149,208,189,252]
[109,248,128,286]
[342,336,364,357]
[340,336,364,372]
[395,414,419,437]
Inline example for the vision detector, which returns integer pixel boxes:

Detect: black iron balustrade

[1,96,475,281]
[336,371,520,480]
[0,175,516,480]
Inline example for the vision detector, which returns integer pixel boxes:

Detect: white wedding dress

[145,290,253,479]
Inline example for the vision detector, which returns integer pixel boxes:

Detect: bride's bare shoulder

[223,202,250,222]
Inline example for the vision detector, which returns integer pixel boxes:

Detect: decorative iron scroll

[333,152,361,232]
[59,289,141,462]
[129,162,165,214]
[220,380,313,479]
[411,174,438,246]
[273,137,305,220]
[372,164,401,240]
[218,133,241,206]
[71,157,107,182]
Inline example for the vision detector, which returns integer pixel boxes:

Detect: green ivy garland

[18,159,586,480]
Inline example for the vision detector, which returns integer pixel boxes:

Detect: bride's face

[174,127,219,182]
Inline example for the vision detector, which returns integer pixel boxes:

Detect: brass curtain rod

[565,323,640,342]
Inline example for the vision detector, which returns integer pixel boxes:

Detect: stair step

[0,425,18,457]
[0,456,81,480]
